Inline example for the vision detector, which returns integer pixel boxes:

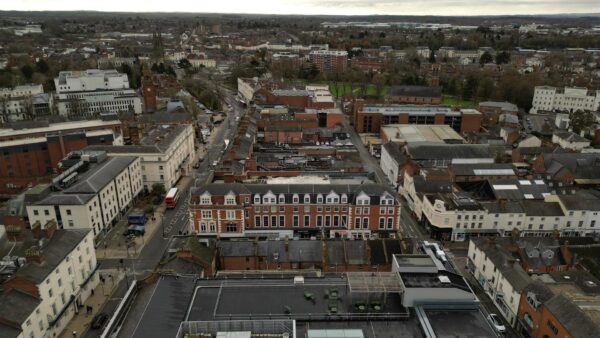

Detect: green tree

[20,64,34,80]
[462,76,479,100]
[35,59,49,74]
[479,51,493,65]
[495,51,511,65]
[570,110,595,134]
[151,183,166,198]
[372,73,387,97]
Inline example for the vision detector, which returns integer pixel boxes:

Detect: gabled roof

[0,289,40,336]
[545,293,600,337]
[14,229,90,284]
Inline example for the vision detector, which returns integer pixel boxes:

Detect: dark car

[91,313,109,330]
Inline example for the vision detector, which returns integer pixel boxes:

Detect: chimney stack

[25,246,44,264]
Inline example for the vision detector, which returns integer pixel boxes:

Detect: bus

[165,188,180,209]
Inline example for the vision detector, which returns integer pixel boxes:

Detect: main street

[92,83,244,338]
[342,117,426,241]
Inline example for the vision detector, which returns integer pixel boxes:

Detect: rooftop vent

[438,275,451,284]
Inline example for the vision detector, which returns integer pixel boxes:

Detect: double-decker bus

[165,188,180,209]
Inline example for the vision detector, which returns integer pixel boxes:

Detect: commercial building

[0,227,98,338]
[0,84,52,123]
[0,119,123,194]
[133,245,495,338]
[531,86,600,114]
[86,123,195,191]
[54,69,142,116]
[26,151,143,237]
[352,100,482,134]
[385,85,442,105]
[190,180,401,239]
[309,50,348,73]
[380,124,464,144]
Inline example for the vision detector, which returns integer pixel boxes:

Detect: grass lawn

[327,82,390,98]
[442,96,478,108]
[328,82,353,97]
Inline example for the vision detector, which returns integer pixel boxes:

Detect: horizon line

[1,9,600,18]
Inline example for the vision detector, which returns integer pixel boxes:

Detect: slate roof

[521,200,564,217]
[473,238,532,292]
[553,131,590,143]
[14,229,90,284]
[0,289,40,337]
[382,142,406,164]
[545,293,600,337]
[558,191,600,211]
[543,153,600,180]
[387,85,441,98]
[192,182,398,204]
[406,143,493,160]
[479,101,518,112]
[34,156,136,205]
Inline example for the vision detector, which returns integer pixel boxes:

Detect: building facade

[26,152,143,237]
[190,182,401,239]
[54,69,142,116]
[352,100,482,134]
[308,50,348,73]
[0,120,123,194]
[0,84,50,123]
[86,124,195,191]
[531,86,600,114]
[0,228,98,338]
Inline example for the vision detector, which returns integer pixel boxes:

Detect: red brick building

[190,182,401,239]
[349,57,384,73]
[385,85,442,105]
[309,50,348,73]
[352,99,482,134]
[0,120,122,193]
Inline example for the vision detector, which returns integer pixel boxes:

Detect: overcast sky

[4,0,597,16]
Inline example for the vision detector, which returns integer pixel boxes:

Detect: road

[342,117,426,242]
[100,80,245,338]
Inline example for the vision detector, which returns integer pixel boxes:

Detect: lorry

[127,211,146,225]
[125,224,145,236]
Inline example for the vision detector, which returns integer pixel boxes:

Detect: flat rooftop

[381,124,464,144]
[426,309,497,337]
[133,276,495,338]
[0,119,120,138]
[187,279,408,321]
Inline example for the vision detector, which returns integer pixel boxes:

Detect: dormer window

[278,194,285,204]
[254,194,261,204]
[225,196,236,205]
[293,194,299,204]
[341,194,347,203]
[200,196,211,204]
[317,194,323,204]
[304,194,311,203]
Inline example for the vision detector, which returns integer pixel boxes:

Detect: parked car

[488,313,506,333]
[91,313,109,330]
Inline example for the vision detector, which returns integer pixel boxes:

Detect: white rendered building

[531,86,600,114]
[0,228,99,338]
[0,84,47,122]
[86,124,196,191]
[54,69,142,116]
[26,151,143,237]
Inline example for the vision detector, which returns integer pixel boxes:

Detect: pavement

[112,85,244,338]
[451,254,518,338]
[59,269,124,338]
[342,117,426,242]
